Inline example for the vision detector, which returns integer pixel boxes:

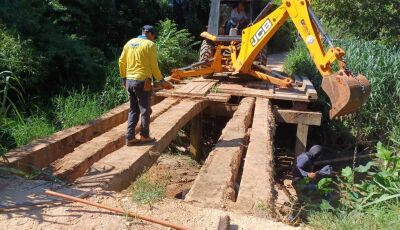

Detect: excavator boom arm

[235,0,370,119]
[236,0,337,76]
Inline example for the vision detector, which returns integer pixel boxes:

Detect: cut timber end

[236,98,276,214]
[74,99,208,191]
[274,109,322,126]
[185,97,255,208]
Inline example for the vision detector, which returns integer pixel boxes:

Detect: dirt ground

[0,153,297,230]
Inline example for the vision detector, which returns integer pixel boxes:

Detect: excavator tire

[199,40,215,78]
[199,40,215,62]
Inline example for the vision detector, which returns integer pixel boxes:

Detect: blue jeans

[126,80,151,140]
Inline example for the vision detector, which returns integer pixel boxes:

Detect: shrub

[156,19,199,75]
[99,62,128,110]
[312,0,399,45]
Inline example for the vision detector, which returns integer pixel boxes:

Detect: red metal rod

[45,190,190,230]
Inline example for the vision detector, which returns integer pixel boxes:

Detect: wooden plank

[187,81,209,94]
[295,124,309,156]
[274,109,322,126]
[185,97,255,208]
[195,81,217,95]
[236,98,275,214]
[303,76,318,100]
[5,102,131,172]
[51,98,180,183]
[74,99,209,191]
[155,91,231,102]
[218,84,312,102]
[175,82,200,94]
[174,80,217,96]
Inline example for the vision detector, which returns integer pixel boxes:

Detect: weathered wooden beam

[295,124,309,156]
[75,99,209,191]
[274,109,322,126]
[236,98,275,214]
[185,97,255,207]
[189,113,202,160]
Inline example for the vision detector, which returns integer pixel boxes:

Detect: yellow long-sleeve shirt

[118,36,163,81]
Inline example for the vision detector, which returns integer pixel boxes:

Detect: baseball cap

[142,25,158,37]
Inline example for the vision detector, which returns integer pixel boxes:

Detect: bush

[313,0,400,45]
[307,143,400,229]
[284,40,400,146]
[0,26,39,78]
[156,19,199,75]
[99,62,128,110]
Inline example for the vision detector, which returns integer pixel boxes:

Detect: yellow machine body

[170,0,371,119]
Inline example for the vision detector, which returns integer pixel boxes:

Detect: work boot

[140,136,156,143]
[126,137,140,146]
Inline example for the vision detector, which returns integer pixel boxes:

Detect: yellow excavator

[169,0,371,119]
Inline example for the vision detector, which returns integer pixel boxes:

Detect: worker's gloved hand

[160,79,174,90]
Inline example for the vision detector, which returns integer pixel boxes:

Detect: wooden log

[295,124,309,156]
[217,215,230,230]
[274,109,322,126]
[236,98,275,214]
[189,113,203,160]
[185,97,255,207]
[74,100,209,191]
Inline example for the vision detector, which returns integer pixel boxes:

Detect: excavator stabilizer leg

[322,71,371,119]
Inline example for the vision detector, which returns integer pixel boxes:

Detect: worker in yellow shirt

[119,25,173,146]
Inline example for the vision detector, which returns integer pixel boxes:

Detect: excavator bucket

[322,71,371,119]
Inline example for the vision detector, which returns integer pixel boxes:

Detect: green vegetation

[308,204,400,230]
[313,0,399,45]
[306,143,400,229]
[0,18,197,158]
[283,1,399,228]
[284,41,400,146]
[131,173,166,204]
[156,19,199,74]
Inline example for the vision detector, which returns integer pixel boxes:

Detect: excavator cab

[200,0,269,64]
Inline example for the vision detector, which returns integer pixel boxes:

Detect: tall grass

[3,115,56,147]
[284,40,400,146]
[308,204,400,230]
[53,89,106,129]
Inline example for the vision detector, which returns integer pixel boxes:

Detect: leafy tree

[313,0,400,45]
